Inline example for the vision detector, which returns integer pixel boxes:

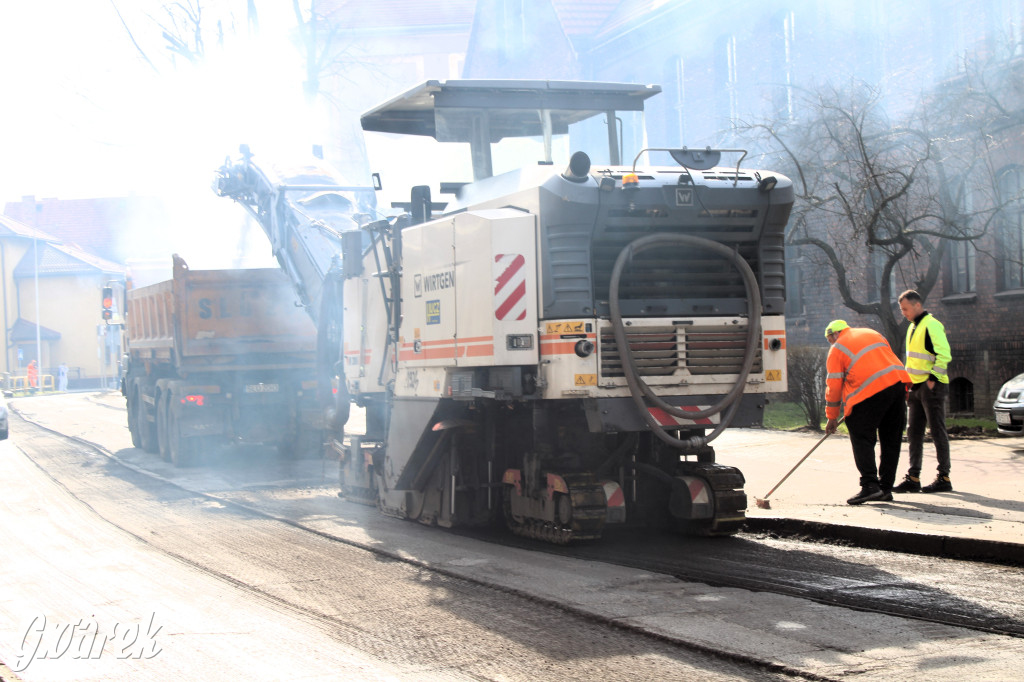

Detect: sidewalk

[29,391,1024,564]
[722,426,1024,563]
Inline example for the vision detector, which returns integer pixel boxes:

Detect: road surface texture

[0,396,789,681]
[2,392,1023,680]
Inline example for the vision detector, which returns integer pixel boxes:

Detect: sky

[0,1,331,269]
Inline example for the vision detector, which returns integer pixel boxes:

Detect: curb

[746,517,1023,566]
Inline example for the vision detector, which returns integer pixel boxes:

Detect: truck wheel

[168,411,199,467]
[136,386,158,453]
[127,387,142,448]
[157,393,172,462]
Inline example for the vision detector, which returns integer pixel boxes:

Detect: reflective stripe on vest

[843,364,908,407]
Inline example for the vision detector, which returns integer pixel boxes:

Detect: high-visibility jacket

[905,312,951,385]
[825,327,911,419]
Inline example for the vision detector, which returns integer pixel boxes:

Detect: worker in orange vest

[26,359,38,389]
[824,320,912,505]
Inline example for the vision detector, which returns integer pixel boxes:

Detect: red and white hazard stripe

[647,406,716,426]
[494,253,526,321]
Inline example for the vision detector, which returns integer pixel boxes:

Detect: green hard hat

[824,320,849,338]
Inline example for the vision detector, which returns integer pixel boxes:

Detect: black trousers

[906,381,951,477]
[843,382,907,490]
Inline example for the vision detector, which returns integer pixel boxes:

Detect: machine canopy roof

[360,79,661,143]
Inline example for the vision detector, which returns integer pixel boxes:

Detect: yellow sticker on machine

[765,369,782,381]
[574,374,597,386]
[546,321,586,334]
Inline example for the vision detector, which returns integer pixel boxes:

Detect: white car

[0,391,8,440]
[993,373,1024,436]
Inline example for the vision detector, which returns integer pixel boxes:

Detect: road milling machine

[214,80,793,542]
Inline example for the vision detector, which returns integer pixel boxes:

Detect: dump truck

[215,79,793,541]
[122,254,323,465]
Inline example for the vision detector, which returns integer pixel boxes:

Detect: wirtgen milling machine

[215,80,793,543]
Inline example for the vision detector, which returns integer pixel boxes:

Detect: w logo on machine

[493,253,527,321]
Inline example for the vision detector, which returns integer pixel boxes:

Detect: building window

[949,377,974,415]
[997,166,1024,291]
[949,240,976,294]
[662,55,686,144]
[715,34,738,129]
[1001,0,1024,55]
[866,247,891,304]
[771,10,796,121]
[449,53,465,79]
[949,186,977,294]
[785,246,805,318]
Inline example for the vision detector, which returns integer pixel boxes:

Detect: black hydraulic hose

[609,233,762,449]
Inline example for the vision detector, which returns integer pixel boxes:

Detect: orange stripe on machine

[344,349,372,365]
[540,333,596,356]
[398,337,494,361]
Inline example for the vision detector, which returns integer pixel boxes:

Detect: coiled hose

[608,233,762,450]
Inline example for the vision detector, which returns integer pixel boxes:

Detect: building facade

[0,214,125,390]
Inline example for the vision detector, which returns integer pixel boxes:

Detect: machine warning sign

[574,374,597,386]
[546,321,586,334]
[765,369,782,381]
[426,300,441,325]
[675,188,693,206]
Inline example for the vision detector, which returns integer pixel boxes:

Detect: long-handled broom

[754,419,841,510]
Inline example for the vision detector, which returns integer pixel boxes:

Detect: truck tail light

[182,394,205,407]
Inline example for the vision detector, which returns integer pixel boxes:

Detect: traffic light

[102,286,113,320]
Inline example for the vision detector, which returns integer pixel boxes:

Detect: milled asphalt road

[4,391,1024,680]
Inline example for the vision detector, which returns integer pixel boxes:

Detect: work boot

[921,475,952,493]
[847,484,884,505]
[892,475,921,493]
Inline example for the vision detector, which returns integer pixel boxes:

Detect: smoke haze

[0,1,328,270]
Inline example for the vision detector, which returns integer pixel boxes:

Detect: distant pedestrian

[893,290,953,494]
[824,320,911,505]
[26,359,38,389]
[58,362,68,392]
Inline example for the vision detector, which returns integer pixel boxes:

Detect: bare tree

[743,77,1008,352]
[292,0,335,103]
[290,1,389,108]
[111,0,254,70]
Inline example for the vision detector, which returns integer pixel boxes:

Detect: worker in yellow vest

[894,290,953,494]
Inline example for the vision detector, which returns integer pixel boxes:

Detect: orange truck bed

[126,255,316,370]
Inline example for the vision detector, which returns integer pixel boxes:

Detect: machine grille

[600,324,763,378]
[592,236,760,306]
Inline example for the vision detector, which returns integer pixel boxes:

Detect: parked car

[0,391,8,440]
[993,373,1024,436]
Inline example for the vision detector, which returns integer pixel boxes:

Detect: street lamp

[33,226,41,393]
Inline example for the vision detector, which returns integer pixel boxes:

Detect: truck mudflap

[502,470,607,544]
[671,463,747,537]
